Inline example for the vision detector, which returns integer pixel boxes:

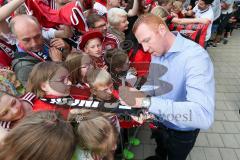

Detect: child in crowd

[0,68,35,137]
[27,61,72,119]
[172,1,184,18]
[0,111,76,160]
[79,30,107,69]
[157,0,175,13]
[69,109,118,160]
[86,68,117,102]
[106,49,137,91]
[86,68,121,147]
[0,91,35,141]
[0,91,34,129]
[65,52,93,100]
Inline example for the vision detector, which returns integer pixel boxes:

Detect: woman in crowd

[103,8,129,51]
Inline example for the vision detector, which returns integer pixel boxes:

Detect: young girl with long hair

[68,109,118,160]
[27,61,72,119]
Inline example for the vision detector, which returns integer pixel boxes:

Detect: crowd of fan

[0,0,239,159]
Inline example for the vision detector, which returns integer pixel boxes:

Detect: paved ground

[131,30,240,160]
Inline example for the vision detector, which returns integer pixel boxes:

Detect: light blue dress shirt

[141,32,215,131]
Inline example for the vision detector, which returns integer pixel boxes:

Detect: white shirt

[221,0,234,14]
[212,0,221,20]
[42,28,57,40]
[193,5,214,41]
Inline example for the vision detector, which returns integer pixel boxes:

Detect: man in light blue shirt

[121,14,215,160]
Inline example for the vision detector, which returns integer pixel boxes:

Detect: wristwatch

[141,97,151,109]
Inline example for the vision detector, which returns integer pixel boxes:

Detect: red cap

[95,0,107,6]
[145,0,157,7]
[0,0,4,6]
[145,0,153,5]
[79,30,104,50]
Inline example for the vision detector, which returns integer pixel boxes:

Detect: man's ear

[158,24,167,36]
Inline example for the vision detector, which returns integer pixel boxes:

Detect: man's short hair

[202,0,214,5]
[86,13,105,28]
[132,13,167,34]
[9,15,40,35]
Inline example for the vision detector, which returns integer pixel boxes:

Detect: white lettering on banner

[49,98,58,104]
[56,98,64,105]
[92,101,99,108]
[78,100,86,106]
[70,99,80,106]
[41,98,134,110]
[0,43,14,58]
[62,98,68,104]
[85,101,93,107]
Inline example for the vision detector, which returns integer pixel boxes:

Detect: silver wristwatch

[141,97,151,109]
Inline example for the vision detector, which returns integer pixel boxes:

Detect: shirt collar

[200,7,209,14]
[164,31,184,58]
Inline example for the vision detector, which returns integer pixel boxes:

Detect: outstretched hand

[119,86,147,108]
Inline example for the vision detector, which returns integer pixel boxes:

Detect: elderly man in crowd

[10,15,70,85]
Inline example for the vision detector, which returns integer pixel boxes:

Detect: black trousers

[151,124,200,160]
[217,13,232,35]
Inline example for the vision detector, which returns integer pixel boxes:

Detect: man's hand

[131,112,155,124]
[50,38,70,50]
[49,47,62,62]
[119,86,147,108]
